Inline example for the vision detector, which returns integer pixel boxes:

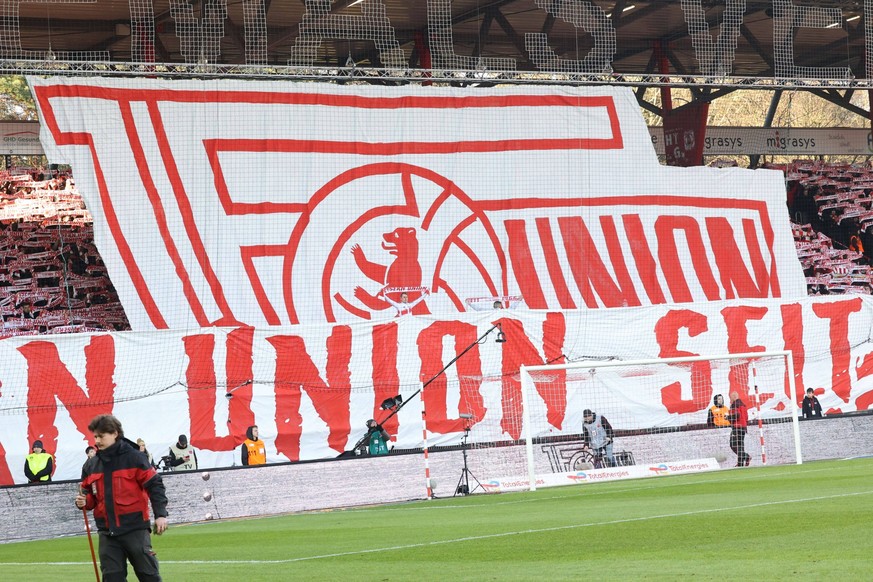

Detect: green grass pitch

[2,458,871,581]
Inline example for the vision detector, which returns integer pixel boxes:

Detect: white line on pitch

[2,488,871,567]
[377,462,850,512]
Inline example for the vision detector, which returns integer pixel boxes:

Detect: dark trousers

[98,529,161,582]
[729,427,749,465]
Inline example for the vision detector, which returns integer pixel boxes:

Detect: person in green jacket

[365,419,391,456]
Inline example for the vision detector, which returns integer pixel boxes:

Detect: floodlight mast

[347,323,505,455]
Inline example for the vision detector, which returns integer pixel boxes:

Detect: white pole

[520,365,537,492]
[753,383,767,465]
[786,351,803,465]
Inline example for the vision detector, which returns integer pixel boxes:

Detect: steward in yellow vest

[25,440,54,483]
[241,425,267,466]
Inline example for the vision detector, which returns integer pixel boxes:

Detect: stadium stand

[764,161,873,296]
[0,170,129,337]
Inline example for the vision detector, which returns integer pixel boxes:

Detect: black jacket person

[802,389,823,419]
[76,414,169,582]
[24,439,54,483]
[79,436,168,536]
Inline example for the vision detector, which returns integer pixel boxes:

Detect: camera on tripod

[157,455,174,472]
[454,413,481,496]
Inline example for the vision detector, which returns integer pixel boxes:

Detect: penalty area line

[3,489,871,567]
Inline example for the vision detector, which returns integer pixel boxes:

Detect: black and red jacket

[727,398,749,428]
[79,437,168,536]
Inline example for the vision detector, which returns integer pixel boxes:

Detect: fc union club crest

[285,162,509,323]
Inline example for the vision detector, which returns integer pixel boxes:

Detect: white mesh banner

[772,0,850,79]
[526,0,615,73]
[1,294,873,484]
[29,77,806,329]
[170,0,227,65]
[290,0,406,67]
[0,0,865,80]
[0,0,108,61]
[681,0,745,76]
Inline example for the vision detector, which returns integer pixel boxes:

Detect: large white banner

[2,295,873,485]
[29,78,806,329]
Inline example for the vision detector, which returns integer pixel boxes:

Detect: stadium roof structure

[3,1,873,118]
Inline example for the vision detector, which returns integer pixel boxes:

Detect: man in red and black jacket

[75,414,169,582]
[726,391,751,467]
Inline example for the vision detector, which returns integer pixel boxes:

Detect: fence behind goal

[457,351,801,493]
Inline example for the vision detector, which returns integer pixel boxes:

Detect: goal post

[513,350,801,492]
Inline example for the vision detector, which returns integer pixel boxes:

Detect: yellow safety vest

[26,452,52,481]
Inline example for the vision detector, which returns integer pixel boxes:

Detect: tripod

[454,427,483,496]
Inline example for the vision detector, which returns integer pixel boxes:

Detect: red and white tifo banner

[3,295,873,485]
[28,77,806,330]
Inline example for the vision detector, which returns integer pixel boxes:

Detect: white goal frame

[519,350,802,492]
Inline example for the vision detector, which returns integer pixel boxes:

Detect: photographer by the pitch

[167,434,198,471]
[75,414,169,581]
[361,419,391,456]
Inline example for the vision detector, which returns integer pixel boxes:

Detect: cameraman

[168,434,198,471]
[582,409,615,468]
[360,419,390,456]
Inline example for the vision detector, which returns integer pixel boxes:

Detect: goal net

[459,351,801,493]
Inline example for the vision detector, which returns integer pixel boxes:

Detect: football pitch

[1,458,870,581]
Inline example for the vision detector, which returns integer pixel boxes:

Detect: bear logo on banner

[350,227,428,315]
[285,162,509,323]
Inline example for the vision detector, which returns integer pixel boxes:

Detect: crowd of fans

[0,170,129,337]
[767,160,873,295]
[2,161,873,338]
